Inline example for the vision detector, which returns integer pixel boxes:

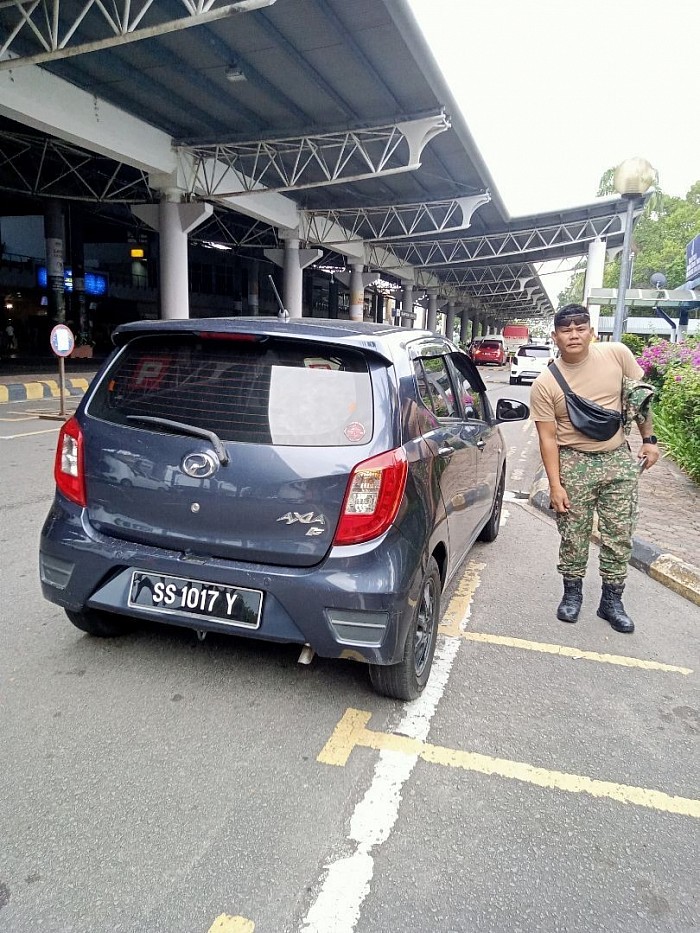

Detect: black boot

[557,577,583,623]
[597,581,634,633]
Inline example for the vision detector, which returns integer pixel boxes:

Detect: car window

[89,335,374,447]
[413,357,458,419]
[518,346,552,358]
[481,341,502,350]
[446,355,486,421]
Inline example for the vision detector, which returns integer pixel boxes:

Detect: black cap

[553,304,590,328]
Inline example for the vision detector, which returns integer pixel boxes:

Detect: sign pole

[49,324,75,419]
[58,356,66,417]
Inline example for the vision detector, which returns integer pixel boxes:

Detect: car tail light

[334,448,408,546]
[54,417,86,507]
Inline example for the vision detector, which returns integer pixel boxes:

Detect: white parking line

[301,563,484,933]
[0,427,61,439]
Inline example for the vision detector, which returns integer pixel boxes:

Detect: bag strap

[548,361,572,396]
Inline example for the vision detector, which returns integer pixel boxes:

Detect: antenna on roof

[268,275,289,321]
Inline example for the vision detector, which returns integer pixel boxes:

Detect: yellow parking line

[439,561,485,637]
[318,709,700,819]
[444,630,693,676]
[207,915,254,932]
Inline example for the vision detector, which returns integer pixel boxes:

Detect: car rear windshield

[89,334,374,446]
[481,341,502,350]
[518,346,552,358]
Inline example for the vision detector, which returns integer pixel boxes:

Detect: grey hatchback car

[40,318,528,699]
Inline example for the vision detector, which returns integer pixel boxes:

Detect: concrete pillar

[445,301,456,341]
[133,192,212,319]
[401,281,414,327]
[44,199,66,324]
[333,267,377,321]
[583,237,606,337]
[459,308,470,345]
[67,206,87,337]
[350,263,366,322]
[426,287,439,332]
[264,236,323,318]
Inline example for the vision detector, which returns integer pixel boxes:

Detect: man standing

[530,304,659,633]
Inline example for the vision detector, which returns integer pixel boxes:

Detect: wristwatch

[642,435,657,445]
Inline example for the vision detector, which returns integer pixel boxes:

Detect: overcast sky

[407,0,699,302]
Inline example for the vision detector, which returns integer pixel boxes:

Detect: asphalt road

[0,371,698,933]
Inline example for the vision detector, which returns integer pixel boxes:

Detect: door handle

[476,439,486,450]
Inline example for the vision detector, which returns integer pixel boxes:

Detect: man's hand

[639,443,660,470]
[549,483,570,513]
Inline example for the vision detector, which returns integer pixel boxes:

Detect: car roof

[112,317,446,363]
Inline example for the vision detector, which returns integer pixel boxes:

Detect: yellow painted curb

[649,554,700,608]
[0,386,8,403]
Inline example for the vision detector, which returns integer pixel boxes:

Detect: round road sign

[50,324,75,358]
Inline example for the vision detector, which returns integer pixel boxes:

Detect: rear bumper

[511,369,542,381]
[40,497,425,665]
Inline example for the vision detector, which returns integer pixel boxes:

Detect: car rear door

[447,352,501,525]
[410,348,483,564]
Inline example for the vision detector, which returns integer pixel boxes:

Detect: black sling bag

[548,362,623,442]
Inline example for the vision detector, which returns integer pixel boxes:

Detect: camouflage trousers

[555,445,638,582]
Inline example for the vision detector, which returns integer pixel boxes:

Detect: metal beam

[0,0,277,70]
[367,213,627,269]
[178,114,451,197]
[301,193,491,243]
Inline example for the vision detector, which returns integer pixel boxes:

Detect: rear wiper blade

[126,415,230,466]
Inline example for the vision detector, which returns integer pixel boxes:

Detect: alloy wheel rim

[414,576,436,676]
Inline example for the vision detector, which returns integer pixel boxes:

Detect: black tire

[369,557,441,701]
[479,469,505,543]
[65,608,134,637]
[509,376,517,385]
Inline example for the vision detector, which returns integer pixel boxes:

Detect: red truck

[501,324,530,359]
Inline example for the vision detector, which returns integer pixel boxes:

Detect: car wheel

[509,376,517,385]
[65,608,134,637]
[369,556,441,701]
[478,469,505,543]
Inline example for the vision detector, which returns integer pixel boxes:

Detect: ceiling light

[225,66,247,83]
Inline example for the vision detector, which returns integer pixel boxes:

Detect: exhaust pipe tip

[297,643,315,665]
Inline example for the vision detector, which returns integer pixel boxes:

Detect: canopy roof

[0,0,632,319]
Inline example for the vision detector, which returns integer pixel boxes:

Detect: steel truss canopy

[0,0,277,69]
[179,113,450,196]
[0,0,636,319]
[300,193,491,243]
[367,198,635,270]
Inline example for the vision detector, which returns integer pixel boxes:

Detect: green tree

[557,175,700,308]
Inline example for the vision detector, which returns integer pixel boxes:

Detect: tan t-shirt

[529,342,643,452]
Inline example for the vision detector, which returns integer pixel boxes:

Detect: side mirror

[495,398,529,423]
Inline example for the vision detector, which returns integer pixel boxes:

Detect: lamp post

[612,158,656,342]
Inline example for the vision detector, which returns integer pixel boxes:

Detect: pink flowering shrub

[637,337,700,394]
[638,338,700,482]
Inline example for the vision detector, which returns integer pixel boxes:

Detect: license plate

[128,571,262,629]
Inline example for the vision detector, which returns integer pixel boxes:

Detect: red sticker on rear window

[344,422,366,442]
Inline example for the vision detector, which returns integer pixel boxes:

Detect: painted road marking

[300,561,483,933]
[318,708,700,820]
[441,630,693,676]
[207,916,254,932]
[0,427,61,439]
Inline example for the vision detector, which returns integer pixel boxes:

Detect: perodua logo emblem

[182,452,218,479]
